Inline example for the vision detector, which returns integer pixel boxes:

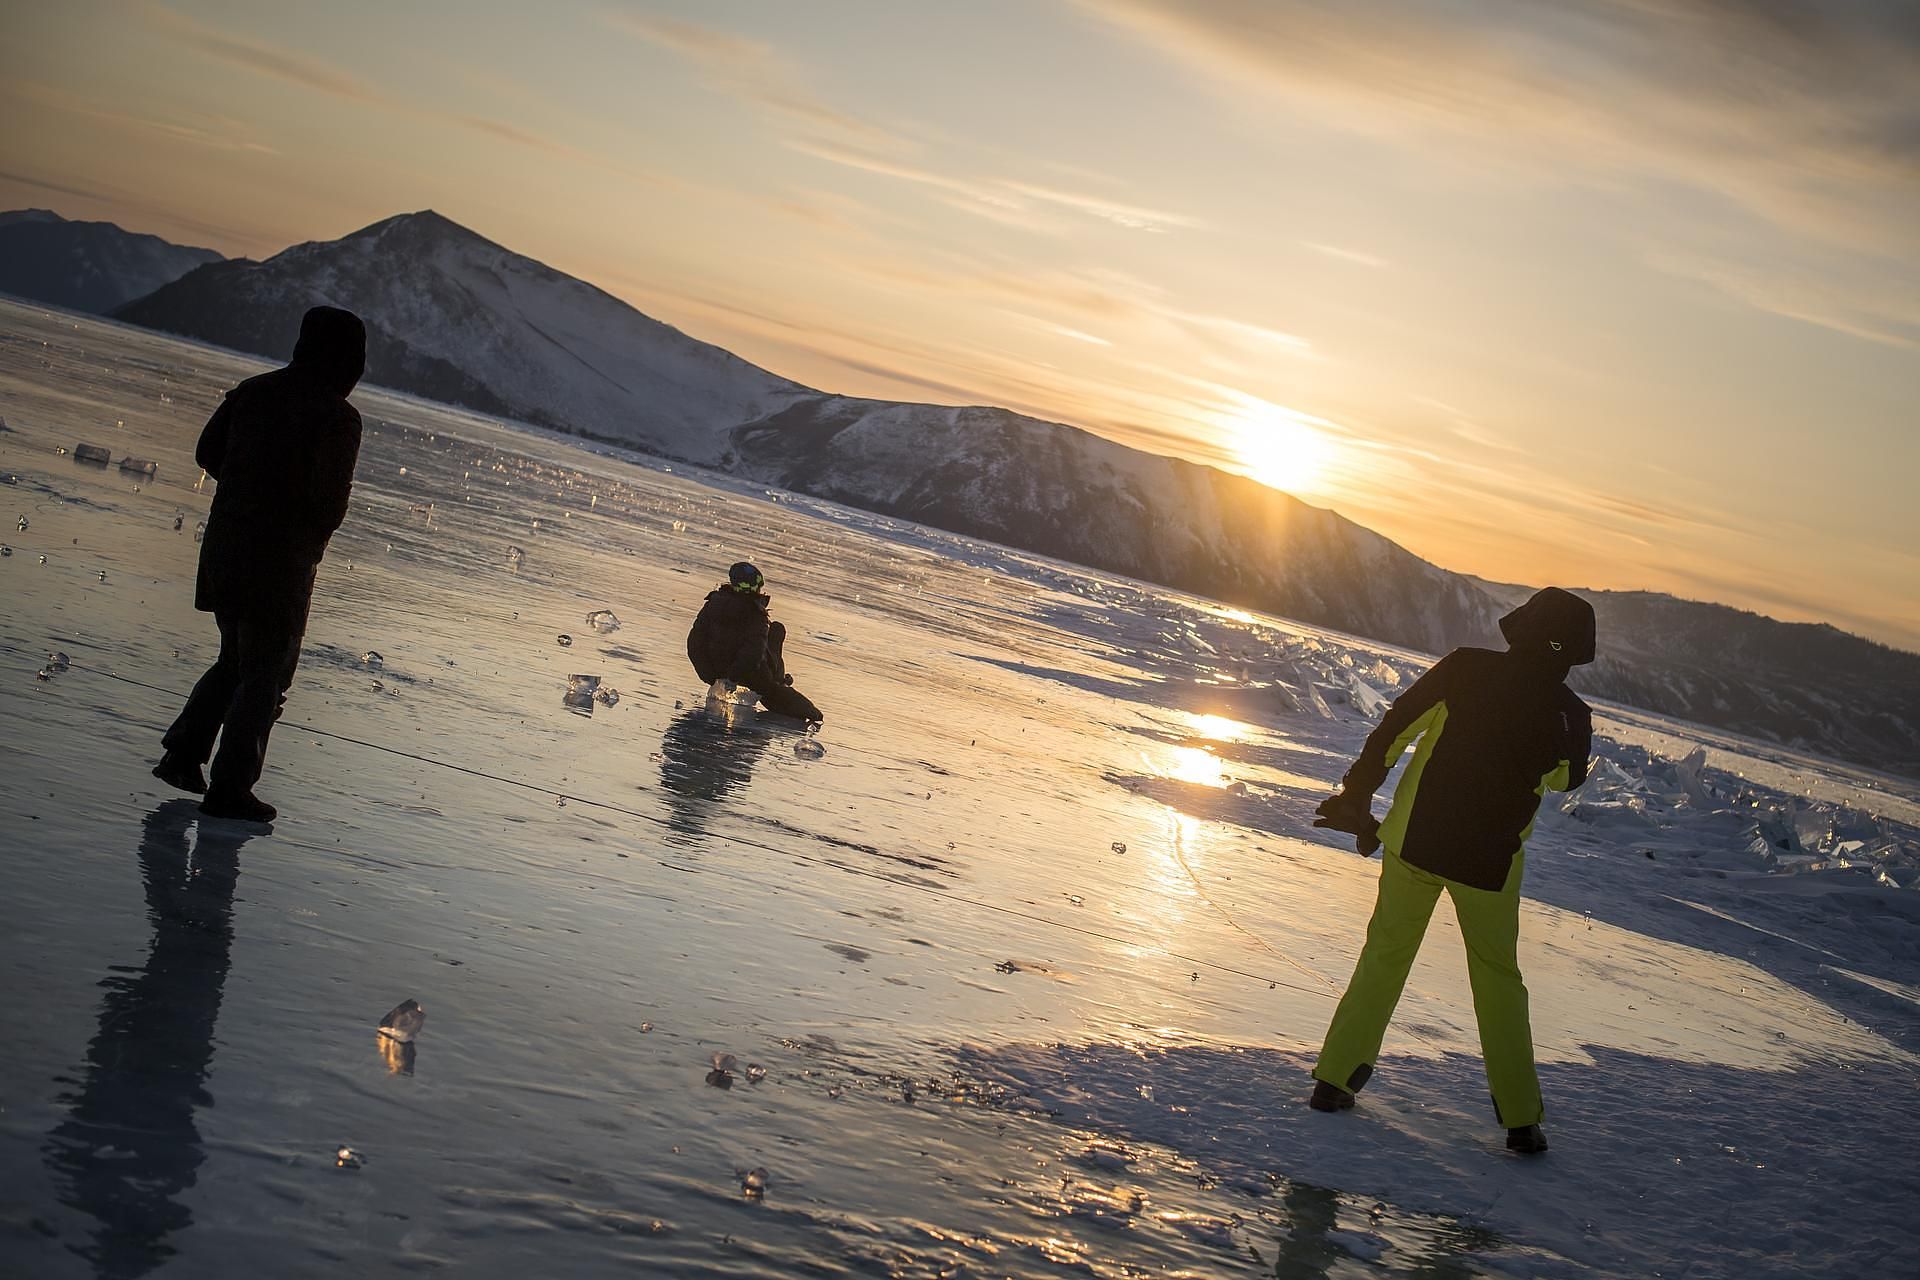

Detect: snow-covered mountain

[0,209,224,314]
[115,211,811,459]
[725,396,1495,654]
[105,210,1919,773]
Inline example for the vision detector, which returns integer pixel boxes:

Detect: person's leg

[762,621,789,685]
[1313,850,1444,1094]
[206,611,302,801]
[161,613,242,765]
[1447,853,1542,1128]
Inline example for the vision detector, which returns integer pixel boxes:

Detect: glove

[1313,790,1381,856]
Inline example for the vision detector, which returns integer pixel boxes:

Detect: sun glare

[1224,395,1335,497]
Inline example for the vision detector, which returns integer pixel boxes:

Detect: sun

[1224,395,1334,497]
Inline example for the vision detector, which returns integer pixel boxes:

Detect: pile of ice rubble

[1556,743,1920,888]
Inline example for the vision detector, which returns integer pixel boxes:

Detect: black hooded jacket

[1342,588,1596,890]
[687,587,773,685]
[194,307,365,617]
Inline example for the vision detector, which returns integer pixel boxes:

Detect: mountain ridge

[85,207,1919,775]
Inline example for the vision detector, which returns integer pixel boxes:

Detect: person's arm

[1555,695,1593,790]
[727,606,770,684]
[308,405,363,542]
[1313,652,1455,854]
[1341,652,1457,797]
[195,395,234,480]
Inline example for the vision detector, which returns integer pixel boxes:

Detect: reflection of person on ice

[1308,587,1596,1155]
[686,561,824,723]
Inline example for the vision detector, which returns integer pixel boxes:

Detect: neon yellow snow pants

[1313,848,1543,1128]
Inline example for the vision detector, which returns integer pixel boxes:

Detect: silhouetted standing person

[686,560,824,722]
[1308,587,1595,1154]
[153,306,366,822]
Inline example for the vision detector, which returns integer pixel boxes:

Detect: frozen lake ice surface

[2,301,1918,1278]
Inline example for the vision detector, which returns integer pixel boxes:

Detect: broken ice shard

[745,1063,767,1084]
[594,685,620,707]
[793,738,826,760]
[46,651,70,673]
[73,443,111,465]
[360,651,383,669]
[585,609,621,633]
[563,673,600,714]
[556,634,573,648]
[378,998,426,1043]
[118,457,158,477]
[710,1052,738,1073]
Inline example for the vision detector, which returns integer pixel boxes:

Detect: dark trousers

[163,607,306,795]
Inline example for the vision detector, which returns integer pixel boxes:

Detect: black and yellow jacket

[1342,589,1596,891]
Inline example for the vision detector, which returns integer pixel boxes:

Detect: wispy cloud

[1647,247,1920,350]
[608,12,908,150]
[613,13,1198,236]
[141,3,589,161]
[1303,241,1387,268]
[4,79,278,155]
[1081,0,1920,333]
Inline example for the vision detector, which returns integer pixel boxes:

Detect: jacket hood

[290,305,366,396]
[1499,587,1596,667]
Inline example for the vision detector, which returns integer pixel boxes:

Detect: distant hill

[108,209,1920,775]
[0,209,223,313]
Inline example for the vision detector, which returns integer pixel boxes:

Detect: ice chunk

[741,1167,768,1198]
[172,512,184,531]
[45,651,70,673]
[556,634,573,647]
[360,651,383,669]
[505,544,525,568]
[794,738,826,760]
[0,546,9,558]
[584,609,621,633]
[13,515,24,532]
[1111,841,1127,854]
[745,1063,767,1084]
[563,674,600,713]
[194,520,206,542]
[594,686,620,707]
[118,457,158,477]
[710,1052,737,1073]
[335,1145,363,1170]
[73,443,111,465]
[1348,675,1390,718]
[377,998,426,1043]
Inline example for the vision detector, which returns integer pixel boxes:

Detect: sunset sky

[4,1,1916,647]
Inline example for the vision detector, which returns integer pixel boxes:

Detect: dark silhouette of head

[290,305,366,397]
[1499,587,1596,676]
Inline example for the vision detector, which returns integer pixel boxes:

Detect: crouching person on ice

[686,560,824,724]
[1307,587,1596,1155]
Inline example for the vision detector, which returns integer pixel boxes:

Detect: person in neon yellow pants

[1308,588,1596,1155]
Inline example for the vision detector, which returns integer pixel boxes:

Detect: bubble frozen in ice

[585,609,621,633]
[361,651,384,669]
[741,1167,768,1198]
[594,686,620,707]
[377,998,426,1043]
[793,738,826,760]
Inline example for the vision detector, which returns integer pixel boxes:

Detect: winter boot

[201,790,277,823]
[153,752,208,795]
[1309,1063,1372,1112]
[1505,1125,1549,1155]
